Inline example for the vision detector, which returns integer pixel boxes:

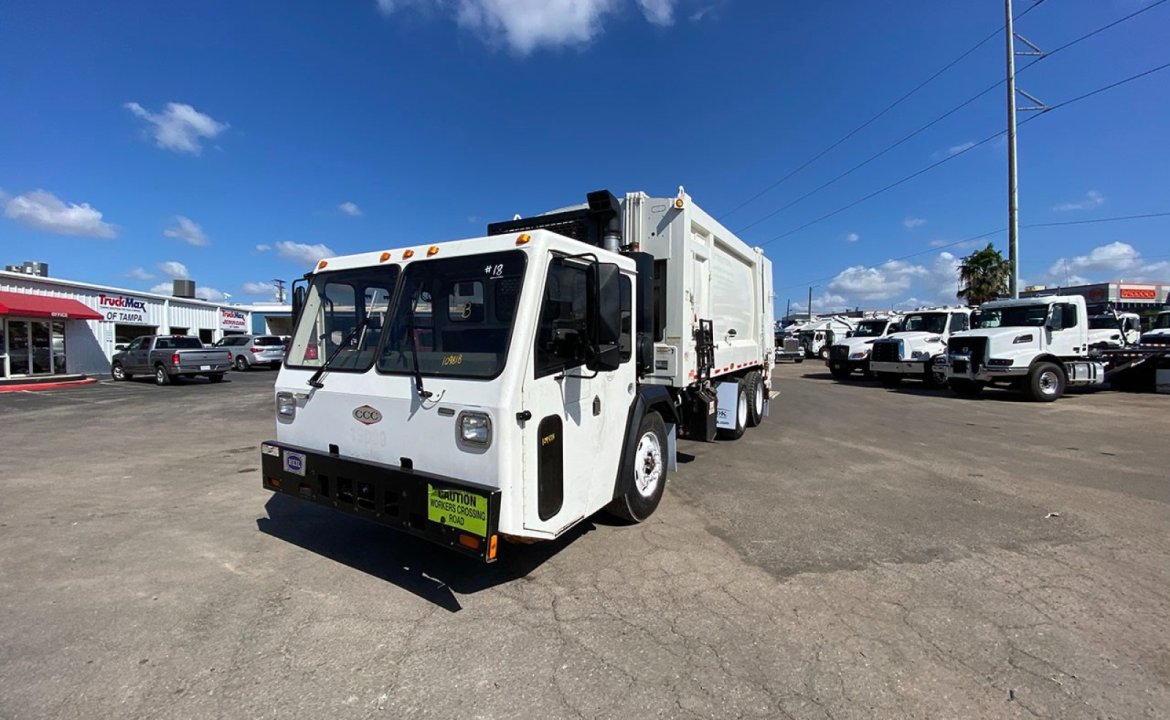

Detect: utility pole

[785,298,791,322]
[807,286,813,322]
[273,278,286,304]
[1005,0,1020,298]
[1005,0,1047,298]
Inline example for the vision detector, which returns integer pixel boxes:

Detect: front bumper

[827,358,867,373]
[260,441,501,562]
[941,356,1028,382]
[869,360,926,375]
[775,349,804,361]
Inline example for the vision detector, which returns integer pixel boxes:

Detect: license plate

[427,484,488,537]
[283,451,306,476]
[200,365,211,371]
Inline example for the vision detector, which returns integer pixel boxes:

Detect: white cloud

[338,201,363,217]
[195,286,228,302]
[845,232,859,243]
[255,243,271,252]
[157,261,189,279]
[275,240,335,266]
[1053,190,1104,212]
[903,217,927,230]
[790,291,849,314]
[163,215,210,246]
[242,281,278,297]
[377,0,684,54]
[125,267,155,281]
[948,141,975,156]
[1046,241,1169,283]
[823,252,959,307]
[150,282,173,295]
[2,189,116,238]
[125,101,228,154]
[636,0,676,25]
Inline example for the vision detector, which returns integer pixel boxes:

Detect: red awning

[0,291,104,321]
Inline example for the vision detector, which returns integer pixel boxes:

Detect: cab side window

[534,259,589,378]
[950,313,969,333]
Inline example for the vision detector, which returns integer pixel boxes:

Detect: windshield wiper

[307,318,367,389]
[405,314,432,400]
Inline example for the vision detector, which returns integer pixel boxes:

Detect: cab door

[520,256,634,535]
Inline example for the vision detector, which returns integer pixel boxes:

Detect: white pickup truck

[869,308,972,388]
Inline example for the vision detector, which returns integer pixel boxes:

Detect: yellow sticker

[427,485,488,537]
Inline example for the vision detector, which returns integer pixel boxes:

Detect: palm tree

[957,243,1011,305]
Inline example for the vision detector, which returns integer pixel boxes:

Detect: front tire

[745,371,765,427]
[717,380,748,440]
[154,365,172,386]
[1027,362,1065,402]
[607,412,668,522]
[818,346,830,361]
[111,362,129,381]
[923,358,947,388]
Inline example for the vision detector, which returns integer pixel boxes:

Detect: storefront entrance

[2,318,65,377]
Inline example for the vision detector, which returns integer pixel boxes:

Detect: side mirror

[586,261,622,372]
[845,331,854,338]
[292,285,307,323]
[1046,306,1065,331]
[114,344,127,352]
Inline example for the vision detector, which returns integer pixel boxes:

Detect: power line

[1025,211,1170,228]
[738,0,1167,234]
[717,0,1048,222]
[757,61,1170,247]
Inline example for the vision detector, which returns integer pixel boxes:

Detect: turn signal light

[516,233,531,245]
[403,249,415,259]
[458,533,481,551]
[379,252,392,262]
[427,246,440,256]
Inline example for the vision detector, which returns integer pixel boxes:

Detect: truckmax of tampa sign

[98,293,149,323]
[220,308,247,331]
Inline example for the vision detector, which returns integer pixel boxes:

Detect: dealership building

[1021,281,1169,314]
[0,264,254,380]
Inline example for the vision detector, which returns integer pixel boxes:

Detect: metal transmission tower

[272,278,286,304]
[1005,0,1048,297]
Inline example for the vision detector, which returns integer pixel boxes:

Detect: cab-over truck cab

[869,308,972,388]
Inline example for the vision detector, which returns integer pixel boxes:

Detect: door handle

[726,328,737,338]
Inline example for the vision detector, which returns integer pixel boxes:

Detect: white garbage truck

[260,188,775,561]
[868,307,973,388]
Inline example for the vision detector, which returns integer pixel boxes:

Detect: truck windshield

[852,320,887,337]
[1154,313,1170,330]
[900,313,948,334]
[377,250,526,379]
[286,266,401,371]
[974,305,1049,329]
[1088,316,1119,330]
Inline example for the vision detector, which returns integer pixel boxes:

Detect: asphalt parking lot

[1,364,1167,719]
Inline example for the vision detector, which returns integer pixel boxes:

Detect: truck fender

[612,386,679,501]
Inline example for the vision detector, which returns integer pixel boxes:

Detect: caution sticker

[427,485,488,537]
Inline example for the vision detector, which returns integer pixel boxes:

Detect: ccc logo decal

[352,405,383,425]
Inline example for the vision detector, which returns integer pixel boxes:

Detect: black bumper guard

[260,441,501,562]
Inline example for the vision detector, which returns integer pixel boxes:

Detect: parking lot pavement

[1,363,1167,719]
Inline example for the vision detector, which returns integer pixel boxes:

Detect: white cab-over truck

[942,295,1109,401]
[868,308,972,388]
[826,315,901,379]
[260,188,774,562]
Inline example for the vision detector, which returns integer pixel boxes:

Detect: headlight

[849,350,869,360]
[911,350,930,360]
[276,392,296,418]
[458,411,492,448]
[925,335,942,343]
[1012,333,1034,344]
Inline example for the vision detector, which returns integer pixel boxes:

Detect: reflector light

[268,477,282,489]
[488,534,498,560]
[458,533,481,551]
[317,260,328,270]
[379,252,392,262]
[516,233,531,245]
[427,246,440,256]
[403,249,415,259]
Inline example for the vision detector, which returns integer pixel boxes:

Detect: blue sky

[1,0,1168,312]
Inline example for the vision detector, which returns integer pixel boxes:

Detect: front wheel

[111,362,129,381]
[745,371,764,427]
[717,380,748,440]
[154,365,172,386]
[923,358,948,388]
[1026,362,1065,402]
[818,346,830,361]
[607,412,668,522]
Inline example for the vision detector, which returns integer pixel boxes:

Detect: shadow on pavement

[256,494,591,613]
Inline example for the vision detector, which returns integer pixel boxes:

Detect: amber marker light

[403,249,415,259]
[488,534,499,560]
[516,233,531,245]
[379,252,392,262]
[317,260,328,270]
[674,198,685,209]
[427,246,440,256]
[458,533,481,551]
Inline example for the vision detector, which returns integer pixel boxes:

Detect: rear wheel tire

[607,412,668,523]
[717,380,748,440]
[1027,362,1065,402]
[878,372,902,388]
[949,379,985,398]
[234,356,249,371]
[745,371,764,427]
[154,365,171,386]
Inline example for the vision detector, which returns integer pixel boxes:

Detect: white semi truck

[942,295,1170,400]
[259,188,774,561]
[868,307,973,388]
[1142,309,1170,345]
[825,315,902,379]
